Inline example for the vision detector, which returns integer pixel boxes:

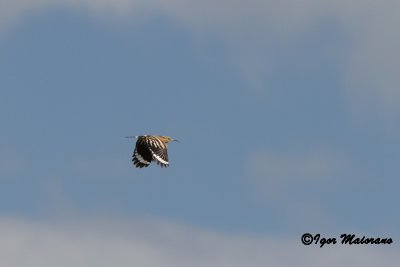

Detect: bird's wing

[148,145,169,167]
[132,140,152,168]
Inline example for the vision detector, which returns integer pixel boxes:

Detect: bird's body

[127,135,178,168]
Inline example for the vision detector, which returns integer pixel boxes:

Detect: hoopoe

[126,135,178,168]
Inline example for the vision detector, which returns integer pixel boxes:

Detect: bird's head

[159,136,179,143]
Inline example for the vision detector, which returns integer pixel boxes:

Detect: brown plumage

[126,135,178,168]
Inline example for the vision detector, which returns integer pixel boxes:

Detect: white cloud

[0,216,398,267]
[1,0,400,116]
[333,1,400,119]
[0,0,48,36]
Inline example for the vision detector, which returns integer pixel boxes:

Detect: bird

[126,135,179,168]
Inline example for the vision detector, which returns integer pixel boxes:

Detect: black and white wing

[132,138,152,168]
[149,145,169,167]
[147,137,169,167]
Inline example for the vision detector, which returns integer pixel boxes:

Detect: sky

[0,0,399,266]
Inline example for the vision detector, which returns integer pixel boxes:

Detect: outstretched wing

[132,139,152,168]
[149,145,169,168]
[141,136,169,168]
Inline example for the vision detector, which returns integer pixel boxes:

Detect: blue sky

[0,1,399,266]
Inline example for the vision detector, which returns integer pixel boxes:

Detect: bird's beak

[125,136,137,139]
[173,139,179,142]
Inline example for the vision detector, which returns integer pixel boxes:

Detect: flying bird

[126,135,178,168]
